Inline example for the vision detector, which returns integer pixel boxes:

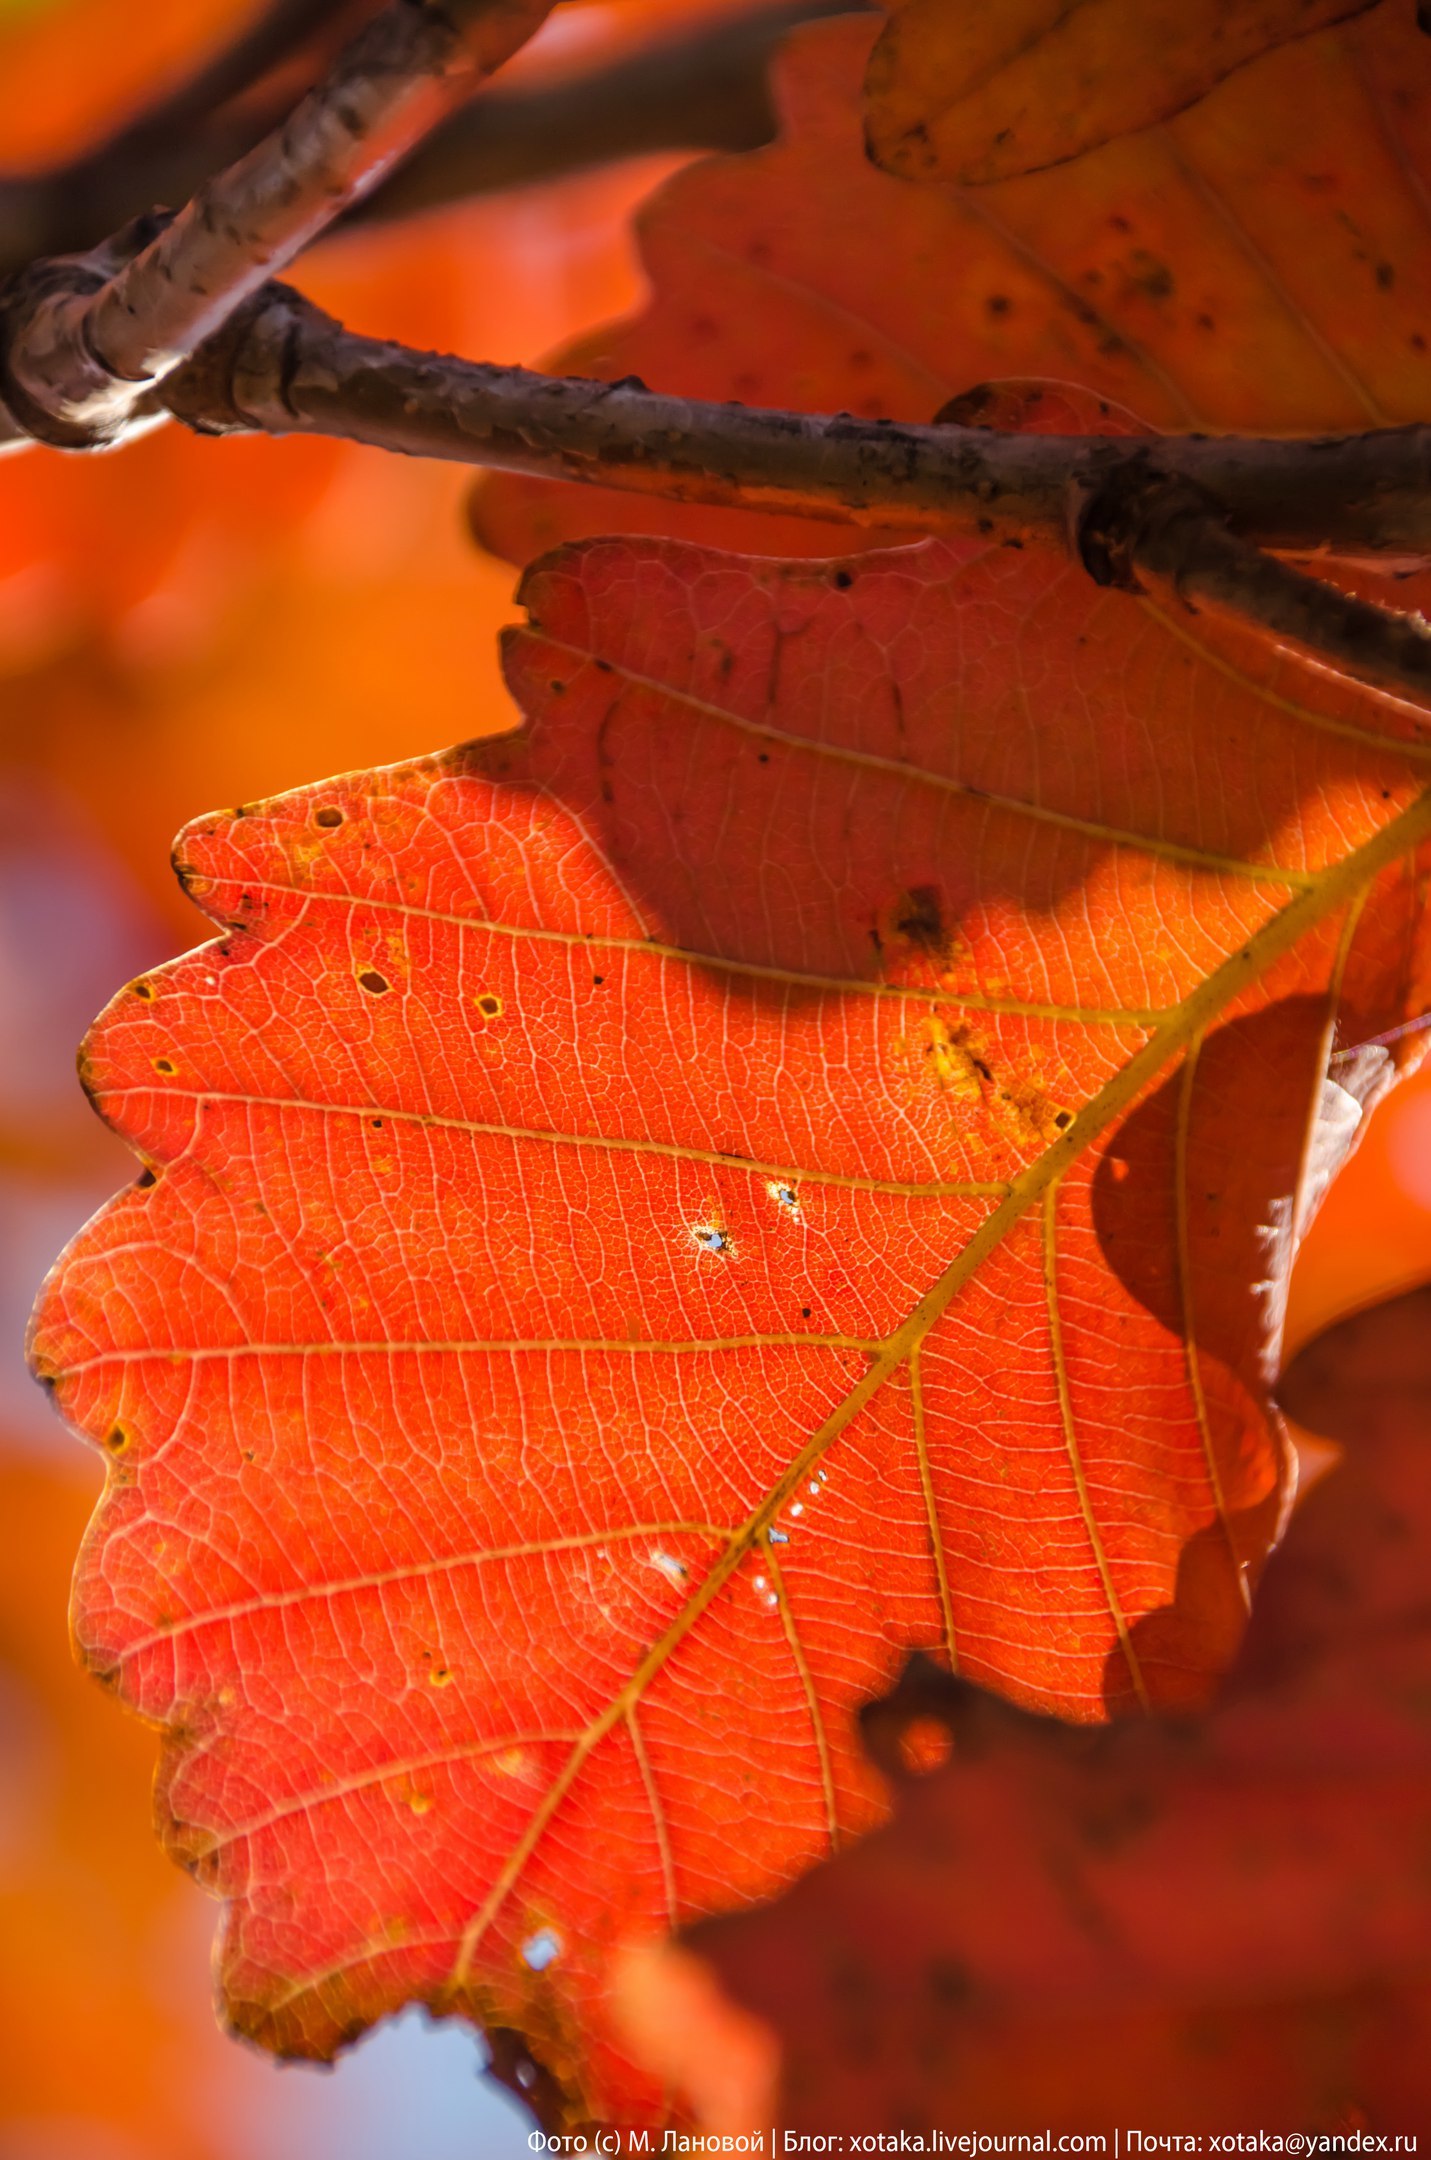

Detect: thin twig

[91,0,362,154]
[0,2,368,272]
[0,0,365,274]
[0,0,865,272]
[357,0,869,222]
[0,5,795,266]
[156,284,1431,567]
[1079,471,1431,705]
[0,0,551,442]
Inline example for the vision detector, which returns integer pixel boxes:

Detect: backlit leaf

[863,0,1380,187]
[28,519,1431,2124]
[475,4,1431,565]
[629,1287,1431,2132]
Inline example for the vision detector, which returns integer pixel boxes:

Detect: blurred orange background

[0,3,1427,2155]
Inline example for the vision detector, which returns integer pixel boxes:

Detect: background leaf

[475,4,1431,565]
[863,0,1380,186]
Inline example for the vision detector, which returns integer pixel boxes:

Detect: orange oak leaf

[474,3,1431,566]
[624,1286,1431,2135]
[27,512,1431,2124]
[862,0,1381,187]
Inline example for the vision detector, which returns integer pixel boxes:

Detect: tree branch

[158,283,1431,569]
[0,4,810,270]
[355,0,869,223]
[0,0,365,274]
[0,0,551,444]
[162,282,1431,706]
[0,0,865,273]
[1079,471,1431,706]
[0,2,370,267]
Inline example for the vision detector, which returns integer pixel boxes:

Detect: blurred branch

[0,0,865,275]
[0,0,368,273]
[356,0,870,223]
[0,0,552,445]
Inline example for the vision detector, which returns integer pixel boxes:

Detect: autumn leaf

[27,499,1431,2125]
[862,0,1381,187]
[623,1286,1431,2135]
[474,3,1431,566]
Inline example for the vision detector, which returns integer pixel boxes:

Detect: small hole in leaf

[135,1167,157,1189]
[106,1426,129,1453]
[428,1664,453,1687]
[691,1224,727,1254]
[520,1928,562,1971]
[476,993,504,1019]
[132,980,155,1001]
[833,569,853,589]
[801,1307,812,1318]
[370,1117,384,1130]
[358,971,389,996]
[314,807,343,829]
[153,1057,175,1076]
[1053,1110,1074,1130]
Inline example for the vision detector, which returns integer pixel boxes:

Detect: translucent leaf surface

[863,0,1380,186]
[634,1288,1431,2132]
[29,523,1431,2124]
[476,4,1431,565]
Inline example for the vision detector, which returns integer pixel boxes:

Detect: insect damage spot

[152,1057,176,1076]
[358,970,390,996]
[476,993,504,1019]
[314,807,343,829]
[914,1016,1073,1148]
[876,885,965,977]
[691,1224,728,1254]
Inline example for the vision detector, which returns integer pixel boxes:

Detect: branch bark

[159,283,1431,566]
[0,0,865,273]
[1078,471,1431,706]
[159,282,1431,706]
[356,0,868,222]
[0,0,365,274]
[0,0,552,444]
